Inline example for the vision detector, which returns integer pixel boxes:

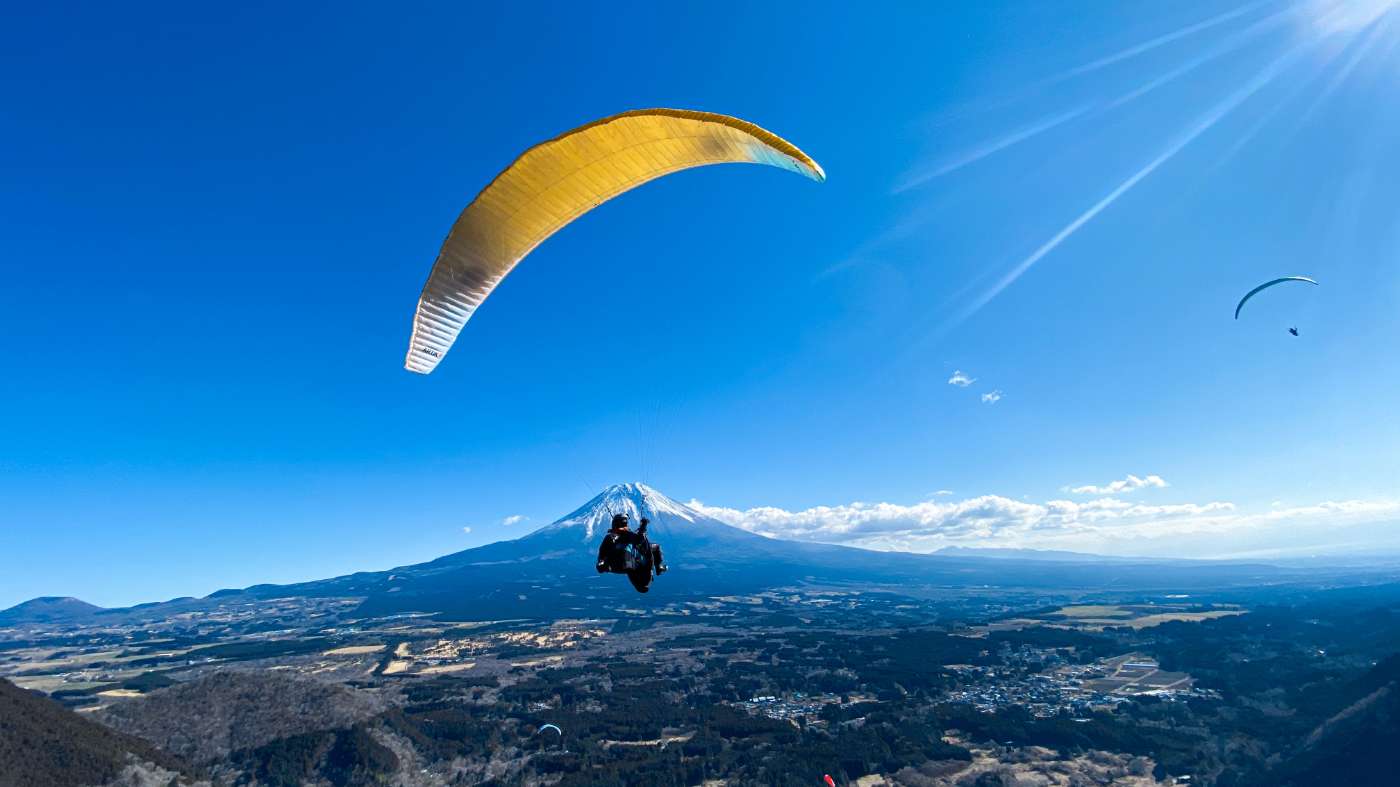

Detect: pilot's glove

[596,560,608,574]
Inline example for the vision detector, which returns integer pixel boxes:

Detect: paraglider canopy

[825,775,836,787]
[1234,277,1318,320]
[537,724,562,736]
[405,108,824,374]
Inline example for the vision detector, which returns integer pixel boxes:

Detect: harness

[604,532,653,575]
[603,493,656,576]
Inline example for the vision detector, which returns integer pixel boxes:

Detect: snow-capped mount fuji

[241,483,792,620]
[519,482,765,555]
[273,482,940,620]
[267,483,1305,621]
[532,482,702,541]
[8,483,1325,626]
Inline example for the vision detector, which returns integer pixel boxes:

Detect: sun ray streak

[1043,0,1279,84]
[895,106,1091,191]
[894,5,1298,196]
[1106,4,1301,109]
[1194,46,1341,183]
[937,41,1318,334]
[1199,9,1396,194]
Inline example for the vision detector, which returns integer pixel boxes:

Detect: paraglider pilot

[596,513,667,593]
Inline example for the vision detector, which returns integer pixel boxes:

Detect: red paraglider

[825,776,836,787]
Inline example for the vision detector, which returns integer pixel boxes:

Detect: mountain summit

[529,482,699,541]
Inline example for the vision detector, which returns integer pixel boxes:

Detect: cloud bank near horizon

[683,492,1400,558]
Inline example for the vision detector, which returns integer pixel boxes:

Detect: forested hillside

[0,676,190,787]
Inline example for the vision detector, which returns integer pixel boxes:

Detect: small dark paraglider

[1289,327,1299,336]
[596,513,667,594]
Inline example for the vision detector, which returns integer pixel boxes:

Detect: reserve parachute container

[405,109,825,374]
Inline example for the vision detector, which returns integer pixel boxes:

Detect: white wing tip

[405,345,443,374]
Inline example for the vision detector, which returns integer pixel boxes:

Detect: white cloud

[687,491,1400,559]
[1068,475,1169,495]
[462,526,472,534]
[932,490,954,496]
[499,515,528,526]
[981,390,1002,404]
[948,371,976,387]
[686,493,1238,551]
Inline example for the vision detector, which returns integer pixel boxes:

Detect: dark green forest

[222,591,1400,787]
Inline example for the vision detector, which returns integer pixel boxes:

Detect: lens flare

[1302,0,1400,34]
[935,0,1400,331]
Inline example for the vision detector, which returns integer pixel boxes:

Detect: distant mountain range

[6,483,1400,626]
[0,596,104,625]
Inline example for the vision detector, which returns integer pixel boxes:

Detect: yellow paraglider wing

[405,109,825,374]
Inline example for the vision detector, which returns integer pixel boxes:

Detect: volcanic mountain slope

[305,483,845,619]
[6,484,1374,627]
[268,483,1307,621]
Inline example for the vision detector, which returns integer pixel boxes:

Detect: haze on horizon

[4,0,1400,610]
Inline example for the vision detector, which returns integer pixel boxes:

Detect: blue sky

[4,0,1400,609]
